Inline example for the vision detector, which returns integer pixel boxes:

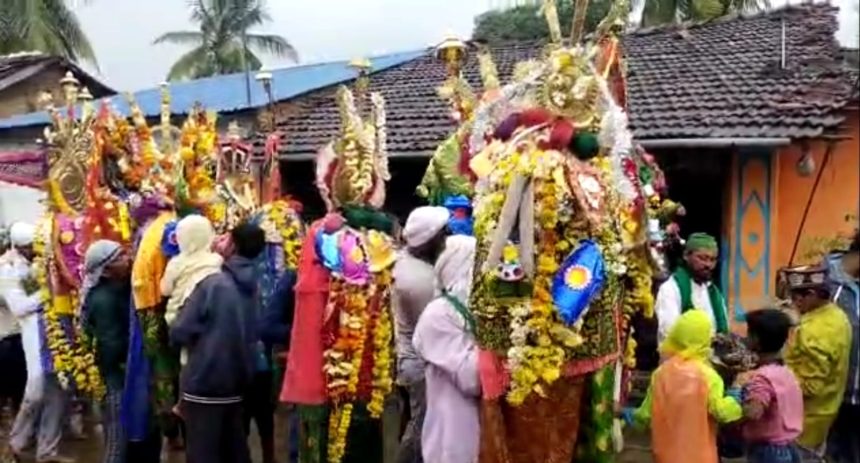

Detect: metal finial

[59,71,80,88]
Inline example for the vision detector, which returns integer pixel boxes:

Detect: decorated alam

[6,0,722,461]
[29,67,305,441]
[278,0,684,462]
[409,0,684,462]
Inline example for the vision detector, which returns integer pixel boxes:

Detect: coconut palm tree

[154,0,297,81]
[0,0,97,65]
[638,0,769,27]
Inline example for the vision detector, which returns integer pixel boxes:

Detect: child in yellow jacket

[622,310,743,463]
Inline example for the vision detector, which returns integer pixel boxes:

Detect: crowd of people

[0,4,857,463]
[0,210,857,463]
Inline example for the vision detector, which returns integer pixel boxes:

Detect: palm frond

[47,0,99,66]
[2,0,98,65]
[641,0,678,26]
[245,33,297,62]
[153,30,205,46]
[158,0,297,79]
[166,45,211,80]
[691,0,725,20]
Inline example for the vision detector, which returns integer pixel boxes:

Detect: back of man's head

[231,222,265,259]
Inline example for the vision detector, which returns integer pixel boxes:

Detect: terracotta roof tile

[271,3,852,157]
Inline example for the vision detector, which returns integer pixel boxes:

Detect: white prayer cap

[9,222,35,247]
[403,206,450,248]
[434,235,477,301]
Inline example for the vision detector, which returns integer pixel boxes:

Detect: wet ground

[2,413,664,463]
[2,406,658,463]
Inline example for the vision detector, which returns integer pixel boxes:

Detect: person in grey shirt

[393,206,450,463]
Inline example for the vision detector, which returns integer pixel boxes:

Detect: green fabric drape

[296,402,383,463]
[575,365,616,463]
[673,266,729,334]
[442,292,477,334]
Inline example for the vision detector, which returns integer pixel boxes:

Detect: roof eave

[637,137,793,148]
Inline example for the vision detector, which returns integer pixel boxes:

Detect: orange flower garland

[322,233,395,463]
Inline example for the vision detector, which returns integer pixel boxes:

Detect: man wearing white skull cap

[2,222,75,463]
[392,206,450,463]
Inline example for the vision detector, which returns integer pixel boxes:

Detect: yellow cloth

[132,211,175,310]
[785,302,852,448]
[634,310,742,430]
[660,309,713,361]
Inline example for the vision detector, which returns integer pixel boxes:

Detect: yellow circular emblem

[59,230,75,245]
[564,265,591,290]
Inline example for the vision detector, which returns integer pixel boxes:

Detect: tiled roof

[274,3,852,158]
[277,42,542,156]
[627,4,850,139]
[0,52,114,97]
[0,51,425,130]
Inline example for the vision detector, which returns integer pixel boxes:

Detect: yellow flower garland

[368,269,393,418]
[323,233,395,463]
[264,200,304,271]
[33,215,104,398]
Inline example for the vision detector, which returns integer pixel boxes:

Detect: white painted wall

[0,182,45,225]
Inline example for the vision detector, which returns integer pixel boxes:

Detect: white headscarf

[161,215,223,325]
[434,235,477,304]
[9,222,35,247]
[403,206,450,249]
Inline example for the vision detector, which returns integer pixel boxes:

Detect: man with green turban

[655,232,729,343]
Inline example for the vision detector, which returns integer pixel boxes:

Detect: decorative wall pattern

[731,148,774,322]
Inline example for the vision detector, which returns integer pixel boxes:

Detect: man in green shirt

[782,264,852,461]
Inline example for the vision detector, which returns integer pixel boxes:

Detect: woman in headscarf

[412,235,481,463]
[161,214,223,327]
[81,239,132,463]
[622,310,743,463]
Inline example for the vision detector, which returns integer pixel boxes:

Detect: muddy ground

[3,406,659,463]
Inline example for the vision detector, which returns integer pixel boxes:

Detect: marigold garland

[33,215,104,398]
[368,269,393,418]
[321,231,395,463]
[264,200,304,271]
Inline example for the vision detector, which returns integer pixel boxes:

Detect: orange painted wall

[774,111,860,268]
[725,110,860,329]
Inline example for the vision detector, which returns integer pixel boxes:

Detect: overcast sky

[70,0,859,92]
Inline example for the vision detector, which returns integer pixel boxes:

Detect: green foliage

[154,0,297,81]
[798,214,859,264]
[472,0,612,44]
[637,0,770,27]
[0,0,97,66]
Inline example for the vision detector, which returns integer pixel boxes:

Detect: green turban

[685,232,718,253]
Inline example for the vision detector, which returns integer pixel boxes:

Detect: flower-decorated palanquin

[280,63,396,463]
[451,1,682,461]
[33,73,133,398]
[416,38,505,235]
